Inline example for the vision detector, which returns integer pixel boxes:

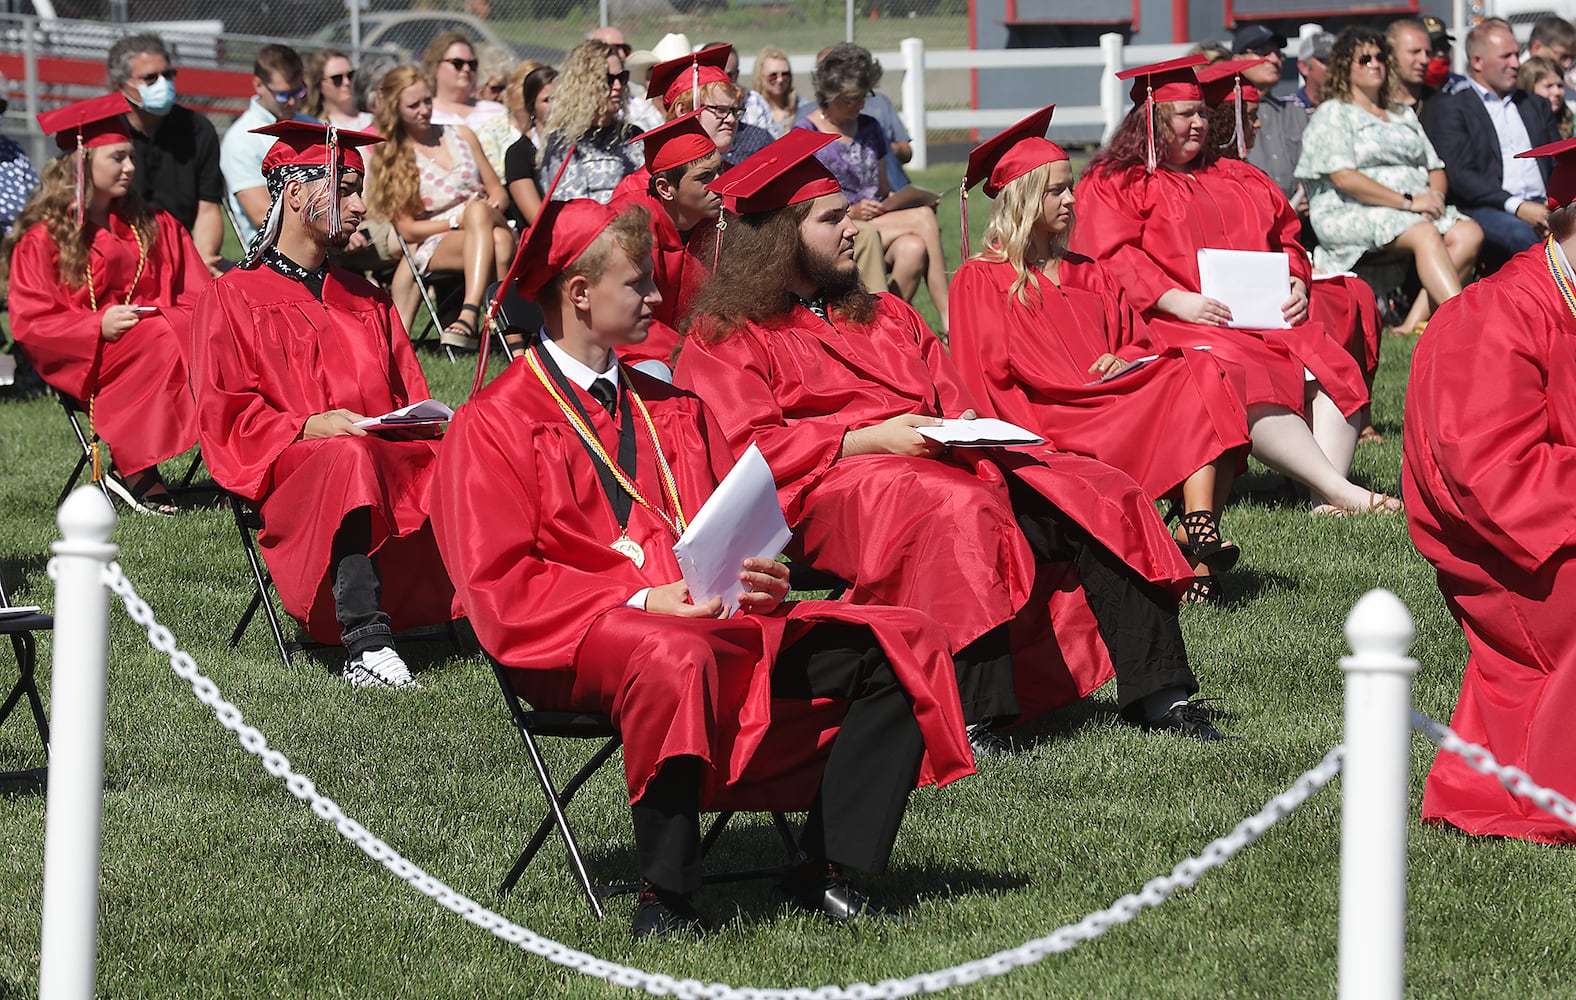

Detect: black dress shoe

[966,722,1011,758]
[772,863,894,923]
[1143,701,1231,742]
[630,883,712,939]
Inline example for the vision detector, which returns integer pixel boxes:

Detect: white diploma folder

[353,398,455,430]
[916,418,1044,447]
[1196,248,1291,330]
[673,443,793,617]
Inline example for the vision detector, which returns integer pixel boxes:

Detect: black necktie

[589,378,617,417]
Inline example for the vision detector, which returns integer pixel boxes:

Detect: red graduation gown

[1310,273,1382,386]
[676,294,1194,721]
[1074,158,1368,417]
[611,187,717,366]
[948,254,1250,499]
[1403,246,1576,844]
[191,264,455,643]
[430,359,973,809]
[9,210,207,474]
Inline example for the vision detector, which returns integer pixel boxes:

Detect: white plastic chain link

[1411,710,1576,831]
[96,558,1344,998]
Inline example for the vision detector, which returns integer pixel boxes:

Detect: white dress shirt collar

[539,332,620,393]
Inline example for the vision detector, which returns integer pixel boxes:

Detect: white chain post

[39,487,118,1000]
[1338,589,1419,1000]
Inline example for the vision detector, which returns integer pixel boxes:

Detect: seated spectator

[222,44,314,249]
[797,48,950,326]
[306,49,374,131]
[193,122,454,687]
[1298,27,1481,332]
[1520,55,1574,138]
[1524,14,1576,77]
[1242,31,1315,228]
[3,94,208,514]
[1423,15,1470,94]
[1422,18,1561,268]
[423,32,512,178]
[476,43,515,105]
[109,33,224,273]
[948,107,1250,604]
[751,46,812,139]
[0,76,40,238]
[539,40,644,204]
[367,66,515,351]
[679,130,1227,745]
[622,48,665,133]
[431,197,973,937]
[1387,18,1443,112]
[503,64,554,228]
[1289,31,1335,112]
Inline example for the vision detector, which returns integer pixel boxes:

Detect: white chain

[96,558,1344,999]
[1410,710,1576,831]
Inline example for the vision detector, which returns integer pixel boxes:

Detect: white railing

[30,486,1576,997]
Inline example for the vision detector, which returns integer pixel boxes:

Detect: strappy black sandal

[113,467,180,517]
[440,303,482,351]
[1177,510,1240,573]
[1182,575,1225,606]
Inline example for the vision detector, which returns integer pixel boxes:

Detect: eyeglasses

[134,68,177,85]
[324,70,356,87]
[268,83,307,103]
[765,71,791,81]
[702,104,744,120]
[444,58,479,73]
[607,69,630,87]
[1357,53,1382,66]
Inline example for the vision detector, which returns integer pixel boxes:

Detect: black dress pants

[331,510,392,657]
[630,622,926,896]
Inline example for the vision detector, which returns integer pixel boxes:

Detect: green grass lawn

[2,165,1574,998]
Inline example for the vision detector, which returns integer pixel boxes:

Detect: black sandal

[116,467,180,517]
[1182,575,1225,606]
[1177,510,1240,573]
[441,304,482,350]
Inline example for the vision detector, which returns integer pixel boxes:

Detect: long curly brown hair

[1205,99,1259,159]
[367,65,433,221]
[0,148,155,295]
[688,200,875,342]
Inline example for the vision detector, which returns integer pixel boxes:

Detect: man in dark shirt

[109,33,225,273]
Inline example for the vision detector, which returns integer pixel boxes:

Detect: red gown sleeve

[190,280,311,501]
[1071,167,1178,313]
[677,325,853,522]
[7,224,102,400]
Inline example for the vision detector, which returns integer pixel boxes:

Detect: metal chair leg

[505,725,612,919]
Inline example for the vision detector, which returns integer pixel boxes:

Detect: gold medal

[611,533,645,568]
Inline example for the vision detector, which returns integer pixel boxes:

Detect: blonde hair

[367,65,432,221]
[974,160,1072,306]
[666,79,746,118]
[545,40,622,143]
[752,46,798,112]
[0,148,155,296]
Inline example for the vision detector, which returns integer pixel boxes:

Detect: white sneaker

[345,646,420,689]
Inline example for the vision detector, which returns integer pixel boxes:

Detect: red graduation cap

[1117,54,1207,172]
[707,129,841,215]
[1197,58,1268,105]
[252,119,384,176]
[38,93,133,151]
[510,198,624,302]
[957,104,1066,257]
[647,44,733,112]
[627,110,717,173]
[1516,136,1576,211]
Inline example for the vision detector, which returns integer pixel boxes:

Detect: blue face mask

[135,75,176,115]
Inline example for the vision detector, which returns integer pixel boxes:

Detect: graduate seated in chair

[430,197,974,938]
[191,121,457,689]
[677,130,1231,750]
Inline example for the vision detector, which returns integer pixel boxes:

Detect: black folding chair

[487,655,801,919]
[483,279,543,361]
[0,572,52,777]
[227,493,461,669]
[53,392,205,510]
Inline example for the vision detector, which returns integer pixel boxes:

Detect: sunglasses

[324,70,356,86]
[613,43,632,57]
[1357,53,1383,66]
[607,69,630,86]
[134,68,177,85]
[765,71,791,81]
[268,83,307,103]
[702,104,744,120]
[444,58,479,73]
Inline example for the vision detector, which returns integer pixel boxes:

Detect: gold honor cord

[83,221,148,481]
[1545,236,1576,321]
[525,348,689,540]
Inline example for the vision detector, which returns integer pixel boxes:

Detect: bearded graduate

[1404,137,1576,845]
[190,121,457,689]
[676,130,1230,748]
[429,197,973,937]
[2,93,209,514]
[947,106,1252,605]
